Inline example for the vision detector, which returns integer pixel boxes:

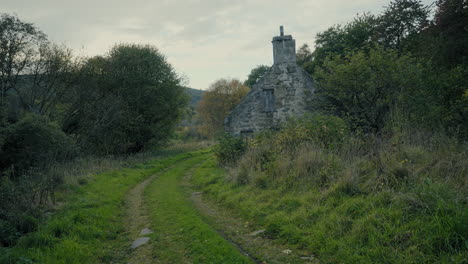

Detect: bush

[0,114,77,246]
[214,134,247,166]
[314,46,424,133]
[272,114,348,152]
[0,114,76,175]
[0,219,19,247]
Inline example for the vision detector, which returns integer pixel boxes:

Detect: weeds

[198,117,468,263]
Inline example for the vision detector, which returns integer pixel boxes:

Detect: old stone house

[224,26,316,136]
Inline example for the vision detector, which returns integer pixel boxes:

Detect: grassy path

[1,149,255,264]
[187,157,313,264]
[143,152,253,263]
[125,168,163,263]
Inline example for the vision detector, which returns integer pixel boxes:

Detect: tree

[63,44,187,154]
[308,13,379,75]
[308,1,430,75]
[378,0,430,52]
[421,0,468,67]
[296,44,314,72]
[419,65,468,137]
[244,65,269,87]
[106,44,187,151]
[0,13,47,123]
[18,44,77,116]
[197,79,249,137]
[0,14,78,124]
[314,46,424,132]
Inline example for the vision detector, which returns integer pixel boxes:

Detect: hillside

[184,87,204,108]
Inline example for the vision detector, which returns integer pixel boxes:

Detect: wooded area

[0,13,188,246]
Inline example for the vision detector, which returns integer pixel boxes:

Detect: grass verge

[191,153,467,264]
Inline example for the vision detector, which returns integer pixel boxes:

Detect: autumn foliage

[197,79,249,138]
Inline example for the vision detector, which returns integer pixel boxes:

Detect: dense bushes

[0,114,77,246]
[314,46,424,133]
[215,114,347,167]
[314,46,467,137]
[271,114,348,151]
[214,134,247,166]
[0,114,76,175]
[0,14,189,247]
[296,0,468,138]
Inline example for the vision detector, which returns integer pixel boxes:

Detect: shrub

[0,114,76,175]
[0,114,77,246]
[0,219,19,247]
[314,46,425,133]
[272,114,348,152]
[214,134,247,166]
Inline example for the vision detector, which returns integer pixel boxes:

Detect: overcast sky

[1,0,434,90]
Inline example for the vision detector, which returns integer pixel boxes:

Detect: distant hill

[10,78,204,109]
[184,87,204,108]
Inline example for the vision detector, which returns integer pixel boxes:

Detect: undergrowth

[0,140,208,248]
[194,116,467,263]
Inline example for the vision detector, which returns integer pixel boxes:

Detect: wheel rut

[125,172,159,264]
[124,154,265,264]
[181,166,263,264]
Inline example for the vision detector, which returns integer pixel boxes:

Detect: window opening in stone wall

[264,89,275,112]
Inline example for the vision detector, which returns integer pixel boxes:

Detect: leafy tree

[417,0,468,67]
[418,65,468,137]
[307,13,379,74]
[197,79,249,137]
[378,0,430,52]
[0,13,78,125]
[304,1,430,75]
[296,44,314,72]
[64,44,187,154]
[17,44,77,116]
[314,46,424,132]
[244,65,269,87]
[106,44,187,150]
[0,13,47,124]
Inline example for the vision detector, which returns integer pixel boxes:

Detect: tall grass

[201,116,467,263]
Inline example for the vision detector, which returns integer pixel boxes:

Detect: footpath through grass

[145,152,253,263]
[0,150,205,264]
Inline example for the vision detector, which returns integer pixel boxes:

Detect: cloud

[1,0,434,90]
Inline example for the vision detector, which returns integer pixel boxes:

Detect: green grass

[192,154,468,264]
[145,152,253,263]
[0,150,205,264]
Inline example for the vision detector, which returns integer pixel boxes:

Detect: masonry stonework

[224,27,316,136]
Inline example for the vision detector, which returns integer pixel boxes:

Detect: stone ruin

[224,26,316,136]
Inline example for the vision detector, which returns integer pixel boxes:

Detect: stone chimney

[272,26,296,64]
